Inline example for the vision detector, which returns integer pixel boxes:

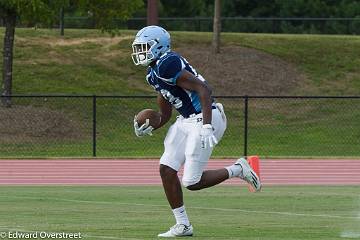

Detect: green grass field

[0,186,359,239]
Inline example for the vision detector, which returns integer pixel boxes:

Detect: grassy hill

[1,28,360,95]
[0,28,360,158]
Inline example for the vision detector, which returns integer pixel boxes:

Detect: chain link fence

[247,97,360,157]
[1,96,359,158]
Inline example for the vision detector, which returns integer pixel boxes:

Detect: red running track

[0,159,359,185]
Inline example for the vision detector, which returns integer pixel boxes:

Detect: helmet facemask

[131,40,158,66]
[131,25,171,66]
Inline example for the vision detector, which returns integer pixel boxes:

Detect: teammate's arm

[176,70,212,124]
[156,93,172,129]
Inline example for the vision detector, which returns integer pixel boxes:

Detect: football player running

[132,26,261,237]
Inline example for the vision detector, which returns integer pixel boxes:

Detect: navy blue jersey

[146,51,213,118]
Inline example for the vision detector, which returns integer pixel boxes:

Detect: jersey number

[160,89,183,109]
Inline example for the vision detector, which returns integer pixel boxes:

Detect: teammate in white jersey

[132,26,261,237]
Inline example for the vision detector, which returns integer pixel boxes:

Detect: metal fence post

[92,95,97,157]
[244,96,249,157]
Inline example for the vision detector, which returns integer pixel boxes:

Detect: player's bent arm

[156,93,172,129]
[176,70,212,125]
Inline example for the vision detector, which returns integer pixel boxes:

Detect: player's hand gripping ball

[133,109,161,137]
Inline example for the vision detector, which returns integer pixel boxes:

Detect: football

[136,109,161,128]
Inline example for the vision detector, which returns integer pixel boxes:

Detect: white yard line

[3,195,359,220]
[84,234,140,240]
[340,231,360,239]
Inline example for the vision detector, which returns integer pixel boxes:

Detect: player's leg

[185,168,229,190]
[182,138,230,190]
[182,106,228,190]
[183,106,261,191]
[159,164,193,237]
[158,121,193,237]
[186,159,262,191]
[186,157,261,192]
[159,121,186,209]
[227,157,262,192]
[159,164,183,208]
[182,133,228,190]
[215,103,261,191]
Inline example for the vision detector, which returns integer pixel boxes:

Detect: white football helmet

[131,25,171,66]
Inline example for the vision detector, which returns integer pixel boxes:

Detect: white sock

[172,205,190,226]
[225,164,243,178]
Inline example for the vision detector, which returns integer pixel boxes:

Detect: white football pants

[160,103,227,187]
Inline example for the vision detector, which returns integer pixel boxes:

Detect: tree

[76,0,143,33]
[212,0,221,53]
[1,3,15,107]
[0,0,143,107]
[1,0,63,107]
[147,0,158,25]
[60,6,65,36]
[159,0,208,17]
